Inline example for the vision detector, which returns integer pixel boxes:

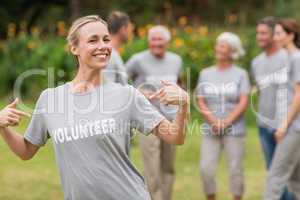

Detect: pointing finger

[7,98,19,108]
[10,108,31,118]
[161,80,173,86]
[149,88,164,100]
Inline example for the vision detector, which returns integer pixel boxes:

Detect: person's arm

[114,50,128,85]
[0,98,38,160]
[224,70,250,128]
[125,55,139,83]
[153,104,189,145]
[150,81,189,145]
[177,57,186,89]
[276,56,300,142]
[276,84,300,142]
[223,95,248,127]
[196,70,220,133]
[0,127,39,160]
[197,96,218,126]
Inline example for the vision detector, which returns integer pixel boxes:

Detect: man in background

[126,25,183,200]
[251,16,294,200]
[105,11,132,84]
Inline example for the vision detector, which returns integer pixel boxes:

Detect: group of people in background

[0,9,299,200]
[198,16,300,200]
[104,12,300,200]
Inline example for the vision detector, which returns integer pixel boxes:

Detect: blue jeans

[259,126,294,200]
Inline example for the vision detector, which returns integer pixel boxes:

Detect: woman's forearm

[198,97,218,125]
[155,101,189,145]
[173,101,190,144]
[152,82,189,145]
[280,85,300,129]
[0,127,39,160]
[226,95,249,124]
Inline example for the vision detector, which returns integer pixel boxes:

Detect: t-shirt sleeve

[125,55,139,79]
[24,89,49,147]
[113,51,128,85]
[239,70,251,95]
[130,87,165,135]
[293,56,300,83]
[196,71,205,96]
[177,56,183,76]
[105,60,117,82]
[250,60,257,85]
[118,64,128,85]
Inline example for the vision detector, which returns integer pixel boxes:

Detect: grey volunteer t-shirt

[287,50,300,131]
[126,50,182,120]
[251,49,289,129]
[196,65,250,136]
[24,82,165,200]
[104,48,128,85]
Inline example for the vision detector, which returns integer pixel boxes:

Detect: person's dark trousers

[259,126,295,200]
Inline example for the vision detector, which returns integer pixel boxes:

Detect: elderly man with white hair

[196,32,250,200]
[126,25,183,200]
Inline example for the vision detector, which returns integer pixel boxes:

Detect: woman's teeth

[95,54,108,59]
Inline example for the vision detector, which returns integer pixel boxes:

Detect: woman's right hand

[0,98,31,128]
[149,80,189,106]
[138,89,155,99]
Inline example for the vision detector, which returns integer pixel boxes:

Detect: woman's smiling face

[71,21,112,70]
[274,24,288,47]
[215,41,232,62]
[274,24,293,48]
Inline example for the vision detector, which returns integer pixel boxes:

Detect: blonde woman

[0,15,189,200]
[197,32,250,200]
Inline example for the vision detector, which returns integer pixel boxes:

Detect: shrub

[0,24,260,99]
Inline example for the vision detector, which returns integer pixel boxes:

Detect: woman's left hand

[149,80,189,106]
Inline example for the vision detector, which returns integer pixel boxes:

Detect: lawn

[0,103,266,200]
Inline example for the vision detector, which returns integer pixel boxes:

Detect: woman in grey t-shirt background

[197,32,250,200]
[264,18,300,200]
[0,15,189,200]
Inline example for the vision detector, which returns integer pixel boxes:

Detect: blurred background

[1,0,300,98]
[0,1,299,200]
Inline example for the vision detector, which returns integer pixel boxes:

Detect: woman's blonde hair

[67,15,107,48]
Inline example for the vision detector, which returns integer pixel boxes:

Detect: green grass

[0,105,266,200]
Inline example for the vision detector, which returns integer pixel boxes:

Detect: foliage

[0,22,261,99]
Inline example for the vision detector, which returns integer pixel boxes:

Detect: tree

[70,0,81,21]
